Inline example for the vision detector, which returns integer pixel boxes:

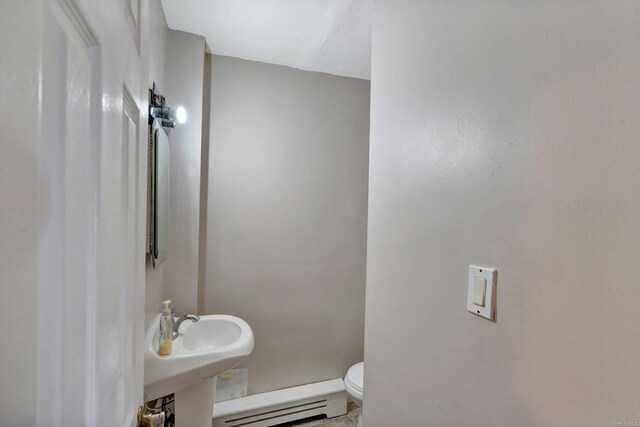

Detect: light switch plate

[467,265,496,320]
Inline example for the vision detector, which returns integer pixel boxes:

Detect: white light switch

[472,277,486,306]
[467,265,496,320]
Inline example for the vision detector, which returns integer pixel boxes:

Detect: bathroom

[2,0,639,426]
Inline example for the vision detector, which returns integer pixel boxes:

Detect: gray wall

[145,19,207,321]
[163,30,206,316]
[364,1,640,426]
[0,3,41,423]
[205,56,370,395]
[145,0,168,326]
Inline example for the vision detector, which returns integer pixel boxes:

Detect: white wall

[205,56,370,395]
[164,30,206,316]
[364,1,640,426]
[145,0,169,326]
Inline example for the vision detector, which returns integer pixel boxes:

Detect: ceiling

[160,0,371,80]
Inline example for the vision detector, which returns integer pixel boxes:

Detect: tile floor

[275,402,361,427]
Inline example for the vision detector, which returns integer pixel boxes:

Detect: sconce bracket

[149,82,175,128]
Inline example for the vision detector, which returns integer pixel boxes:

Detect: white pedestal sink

[144,314,254,427]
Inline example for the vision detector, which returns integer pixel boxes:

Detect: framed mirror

[150,118,169,267]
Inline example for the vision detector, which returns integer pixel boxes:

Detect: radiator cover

[212,379,347,427]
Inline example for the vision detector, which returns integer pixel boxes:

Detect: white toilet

[344,362,364,426]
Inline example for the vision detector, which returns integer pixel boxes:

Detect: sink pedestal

[144,313,253,425]
[175,378,216,427]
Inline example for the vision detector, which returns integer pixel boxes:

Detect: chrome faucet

[172,314,200,340]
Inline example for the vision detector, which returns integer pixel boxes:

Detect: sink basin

[144,314,254,401]
[182,318,242,351]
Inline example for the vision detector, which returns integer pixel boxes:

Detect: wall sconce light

[175,106,186,124]
[149,83,186,129]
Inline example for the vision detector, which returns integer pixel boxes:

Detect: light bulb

[175,106,187,124]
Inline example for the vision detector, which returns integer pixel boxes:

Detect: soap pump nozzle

[162,299,172,316]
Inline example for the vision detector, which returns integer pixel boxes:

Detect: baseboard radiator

[212,379,347,427]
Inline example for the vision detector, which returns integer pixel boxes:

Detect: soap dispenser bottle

[158,299,173,356]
